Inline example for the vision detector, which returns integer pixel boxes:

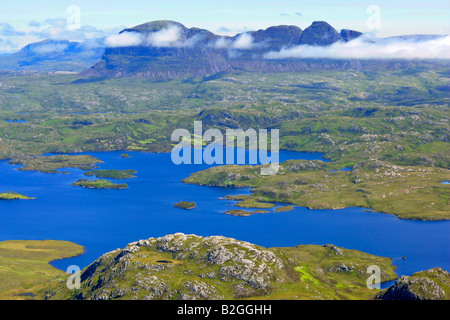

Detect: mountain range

[0,20,445,79]
[0,39,104,73]
[83,20,366,79]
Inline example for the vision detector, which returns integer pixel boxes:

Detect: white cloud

[104,25,203,48]
[213,33,256,50]
[264,34,450,60]
[213,37,233,49]
[105,32,143,47]
[0,18,122,53]
[0,23,26,36]
[30,43,69,55]
[146,25,181,47]
[232,33,254,49]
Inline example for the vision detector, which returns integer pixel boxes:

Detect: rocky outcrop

[82,20,368,80]
[244,25,303,51]
[298,21,342,46]
[376,267,450,300]
[42,233,403,300]
[340,29,363,42]
[51,233,289,300]
[323,244,344,256]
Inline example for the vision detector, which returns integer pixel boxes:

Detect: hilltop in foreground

[44,233,399,300]
[376,267,450,300]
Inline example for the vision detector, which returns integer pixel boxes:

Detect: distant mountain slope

[83,20,367,80]
[2,20,445,77]
[0,39,104,73]
[298,21,342,46]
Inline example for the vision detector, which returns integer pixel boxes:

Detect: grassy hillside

[0,240,84,300]
[183,159,450,220]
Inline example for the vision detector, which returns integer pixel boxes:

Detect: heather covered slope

[0,240,84,300]
[43,233,397,300]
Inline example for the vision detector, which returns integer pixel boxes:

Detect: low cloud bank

[214,33,256,50]
[105,25,202,48]
[30,43,69,55]
[264,34,450,60]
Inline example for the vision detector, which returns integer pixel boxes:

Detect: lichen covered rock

[376,267,450,300]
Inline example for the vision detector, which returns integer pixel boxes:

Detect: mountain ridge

[82,20,367,80]
[0,20,446,76]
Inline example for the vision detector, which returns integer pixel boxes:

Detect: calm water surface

[0,150,448,281]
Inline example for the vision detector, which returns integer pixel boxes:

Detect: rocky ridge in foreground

[44,233,400,300]
[376,267,450,300]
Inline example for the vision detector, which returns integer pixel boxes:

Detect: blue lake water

[329,167,352,172]
[4,120,28,123]
[0,150,449,285]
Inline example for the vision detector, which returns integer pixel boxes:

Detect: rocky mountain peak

[298,21,342,46]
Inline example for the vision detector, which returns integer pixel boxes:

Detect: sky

[0,0,449,53]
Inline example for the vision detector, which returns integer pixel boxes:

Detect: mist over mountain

[83,20,449,80]
[0,39,104,72]
[0,20,448,77]
[82,20,366,80]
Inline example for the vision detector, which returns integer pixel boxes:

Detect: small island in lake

[224,209,269,216]
[174,201,196,210]
[275,205,295,212]
[0,192,36,200]
[8,154,103,173]
[71,179,129,189]
[83,169,137,179]
[121,153,131,158]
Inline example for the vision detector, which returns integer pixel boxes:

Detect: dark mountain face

[82,20,368,79]
[84,20,348,80]
[340,29,363,42]
[298,21,342,46]
[86,21,230,79]
[0,20,369,76]
[121,20,220,46]
[243,25,303,51]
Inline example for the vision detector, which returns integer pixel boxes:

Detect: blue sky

[0,0,449,52]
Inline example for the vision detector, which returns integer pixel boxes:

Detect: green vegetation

[41,233,398,300]
[376,267,450,300]
[224,209,270,216]
[0,192,35,200]
[71,179,128,189]
[83,169,137,179]
[0,68,448,221]
[0,240,84,300]
[183,159,450,220]
[173,201,196,209]
[121,153,131,158]
[222,195,276,209]
[0,69,448,169]
[275,205,295,212]
[7,155,102,173]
